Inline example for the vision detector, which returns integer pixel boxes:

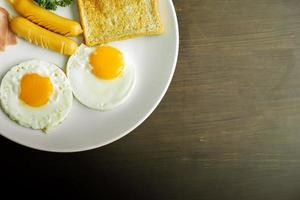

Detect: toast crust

[77,0,164,46]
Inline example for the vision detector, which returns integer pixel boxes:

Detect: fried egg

[67,44,135,110]
[0,60,73,130]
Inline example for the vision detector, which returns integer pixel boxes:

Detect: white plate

[0,0,179,152]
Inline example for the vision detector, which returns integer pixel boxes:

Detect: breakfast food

[0,7,16,51]
[0,60,73,130]
[10,17,78,55]
[0,0,165,135]
[8,0,82,37]
[67,44,135,110]
[77,0,164,46]
[0,7,8,51]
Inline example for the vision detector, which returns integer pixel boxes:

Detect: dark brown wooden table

[3,0,300,199]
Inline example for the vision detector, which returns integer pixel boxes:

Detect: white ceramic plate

[0,0,179,152]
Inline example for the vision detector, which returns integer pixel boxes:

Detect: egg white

[67,44,135,111]
[0,60,73,130]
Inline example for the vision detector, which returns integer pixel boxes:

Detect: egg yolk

[19,73,53,107]
[89,45,124,80]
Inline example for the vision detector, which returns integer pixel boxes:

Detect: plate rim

[0,0,179,153]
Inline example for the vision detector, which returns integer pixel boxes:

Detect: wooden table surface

[2,0,300,199]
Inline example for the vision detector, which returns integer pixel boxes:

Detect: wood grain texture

[2,0,300,199]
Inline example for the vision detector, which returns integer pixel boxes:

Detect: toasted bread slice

[77,0,164,46]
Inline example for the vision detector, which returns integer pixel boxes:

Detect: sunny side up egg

[67,44,135,111]
[0,60,73,130]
